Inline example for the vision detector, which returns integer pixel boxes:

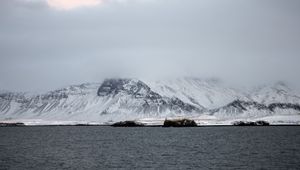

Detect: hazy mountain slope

[144,78,249,109]
[250,82,300,105]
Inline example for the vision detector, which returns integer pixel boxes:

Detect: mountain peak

[97,78,151,97]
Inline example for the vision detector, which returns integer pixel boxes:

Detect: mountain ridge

[1,78,300,125]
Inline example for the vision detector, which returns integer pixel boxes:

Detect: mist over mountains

[1,0,300,92]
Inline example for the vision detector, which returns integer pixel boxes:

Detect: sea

[0,126,299,170]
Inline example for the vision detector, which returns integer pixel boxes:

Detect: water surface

[0,126,299,170]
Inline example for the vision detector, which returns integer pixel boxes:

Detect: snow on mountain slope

[0,83,103,119]
[250,81,300,105]
[0,79,204,123]
[144,78,249,109]
[97,79,203,116]
[0,78,300,125]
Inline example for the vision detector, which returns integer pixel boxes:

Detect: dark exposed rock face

[212,99,300,115]
[170,98,198,113]
[98,79,131,97]
[112,121,145,127]
[163,119,198,127]
[211,100,269,113]
[97,79,203,114]
[233,120,270,126]
[229,100,268,111]
[98,79,161,99]
[268,103,300,112]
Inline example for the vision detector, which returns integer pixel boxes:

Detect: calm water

[0,126,299,170]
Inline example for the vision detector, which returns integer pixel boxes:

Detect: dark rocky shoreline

[2,119,300,127]
[163,119,198,127]
[0,122,25,127]
[233,120,270,126]
[111,121,145,127]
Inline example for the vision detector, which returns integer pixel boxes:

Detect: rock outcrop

[112,121,145,127]
[0,122,25,127]
[163,119,198,127]
[233,120,270,126]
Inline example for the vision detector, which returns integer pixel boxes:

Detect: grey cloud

[0,0,300,92]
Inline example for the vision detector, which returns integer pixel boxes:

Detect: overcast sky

[0,0,300,92]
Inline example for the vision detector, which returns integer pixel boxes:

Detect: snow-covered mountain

[250,81,300,105]
[0,78,300,125]
[143,78,249,109]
